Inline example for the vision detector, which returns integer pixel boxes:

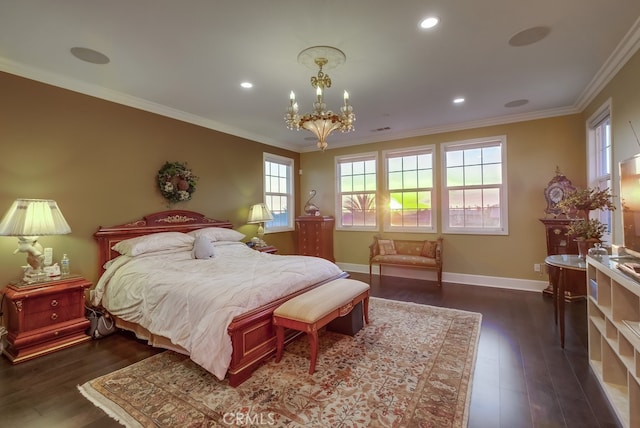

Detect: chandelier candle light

[285,46,355,151]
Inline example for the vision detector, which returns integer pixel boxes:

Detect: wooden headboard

[94,210,233,276]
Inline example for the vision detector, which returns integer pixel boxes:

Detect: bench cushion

[371,254,439,267]
[274,278,370,323]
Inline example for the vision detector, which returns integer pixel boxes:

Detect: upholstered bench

[369,236,443,285]
[273,278,370,374]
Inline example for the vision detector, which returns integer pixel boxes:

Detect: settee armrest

[369,239,380,259]
[434,237,443,263]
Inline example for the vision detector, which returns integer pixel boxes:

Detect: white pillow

[188,227,245,242]
[112,232,194,256]
[192,235,216,259]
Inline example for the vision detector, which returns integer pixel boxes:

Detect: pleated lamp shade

[0,199,71,237]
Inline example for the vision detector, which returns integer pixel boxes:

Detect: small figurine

[304,190,320,216]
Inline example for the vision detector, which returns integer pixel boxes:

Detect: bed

[93,210,347,386]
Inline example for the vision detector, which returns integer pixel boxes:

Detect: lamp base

[21,268,49,284]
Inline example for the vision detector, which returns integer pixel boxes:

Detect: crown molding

[575,16,640,111]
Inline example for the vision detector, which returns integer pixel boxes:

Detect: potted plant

[556,187,615,258]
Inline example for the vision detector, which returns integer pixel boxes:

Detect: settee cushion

[377,239,397,255]
[421,240,437,258]
[371,254,438,267]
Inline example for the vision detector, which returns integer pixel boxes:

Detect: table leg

[559,266,565,348]
[549,264,559,325]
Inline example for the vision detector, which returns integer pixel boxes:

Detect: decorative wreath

[157,161,198,204]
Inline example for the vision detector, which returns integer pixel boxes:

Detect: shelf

[587,255,640,428]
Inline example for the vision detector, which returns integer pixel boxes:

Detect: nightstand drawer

[24,291,77,312]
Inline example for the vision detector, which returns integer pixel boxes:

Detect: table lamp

[0,199,72,283]
[247,203,273,247]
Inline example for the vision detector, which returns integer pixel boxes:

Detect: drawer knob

[51,313,58,321]
[50,299,59,307]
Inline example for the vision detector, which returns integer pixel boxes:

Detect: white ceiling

[1,1,639,152]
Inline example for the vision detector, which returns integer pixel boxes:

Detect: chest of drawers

[1,276,92,363]
[296,215,335,262]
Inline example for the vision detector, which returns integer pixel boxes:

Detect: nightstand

[253,245,278,254]
[1,275,92,363]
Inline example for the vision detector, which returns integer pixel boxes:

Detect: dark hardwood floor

[0,274,621,428]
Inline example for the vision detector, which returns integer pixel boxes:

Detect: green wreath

[157,161,198,204]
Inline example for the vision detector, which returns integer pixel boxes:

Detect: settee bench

[273,278,370,374]
[369,236,443,285]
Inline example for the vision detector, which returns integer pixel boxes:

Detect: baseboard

[336,262,548,293]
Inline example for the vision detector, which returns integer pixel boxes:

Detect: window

[383,145,435,232]
[336,153,377,231]
[441,136,508,235]
[264,153,294,232]
[587,101,612,243]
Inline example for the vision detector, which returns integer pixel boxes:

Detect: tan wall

[0,72,299,285]
[300,116,586,280]
[582,48,640,245]
[2,46,638,286]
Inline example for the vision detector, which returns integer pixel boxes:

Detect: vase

[576,238,600,259]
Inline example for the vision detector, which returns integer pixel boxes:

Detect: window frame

[335,152,379,232]
[382,144,436,233]
[263,153,294,233]
[586,99,613,244]
[440,135,509,235]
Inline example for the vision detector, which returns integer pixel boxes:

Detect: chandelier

[285,46,355,151]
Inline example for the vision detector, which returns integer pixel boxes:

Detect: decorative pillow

[421,240,437,258]
[192,235,216,259]
[112,232,194,256]
[377,239,397,256]
[188,227,245,242]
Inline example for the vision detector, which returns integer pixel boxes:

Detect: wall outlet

[534,263,541,272]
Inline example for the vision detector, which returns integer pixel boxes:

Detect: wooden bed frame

[94,210,346,386]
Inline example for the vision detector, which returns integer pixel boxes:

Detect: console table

[545,255,586,348]
[540,218,585,301]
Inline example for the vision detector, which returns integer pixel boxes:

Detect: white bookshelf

[587,255,640,428]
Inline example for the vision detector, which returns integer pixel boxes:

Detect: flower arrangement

[565,218,607,240]
[556,187,615,217]
[556,187,615,243]
[157,161,198,204]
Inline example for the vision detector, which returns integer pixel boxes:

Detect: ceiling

[1,1,639,153]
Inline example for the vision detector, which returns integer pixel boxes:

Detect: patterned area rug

[79,297,482,427]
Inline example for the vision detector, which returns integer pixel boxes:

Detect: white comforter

[92,241,344,380]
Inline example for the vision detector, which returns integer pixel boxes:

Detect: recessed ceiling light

[240,82,253,89]
[70,47,110,64]
[420,17,439,29]
[453,97,465,104]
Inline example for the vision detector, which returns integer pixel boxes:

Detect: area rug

[79,297,482,427]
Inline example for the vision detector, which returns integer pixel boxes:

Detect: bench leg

[307,330,319,374]
[363,296,370,324]
[275,325,284,363]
